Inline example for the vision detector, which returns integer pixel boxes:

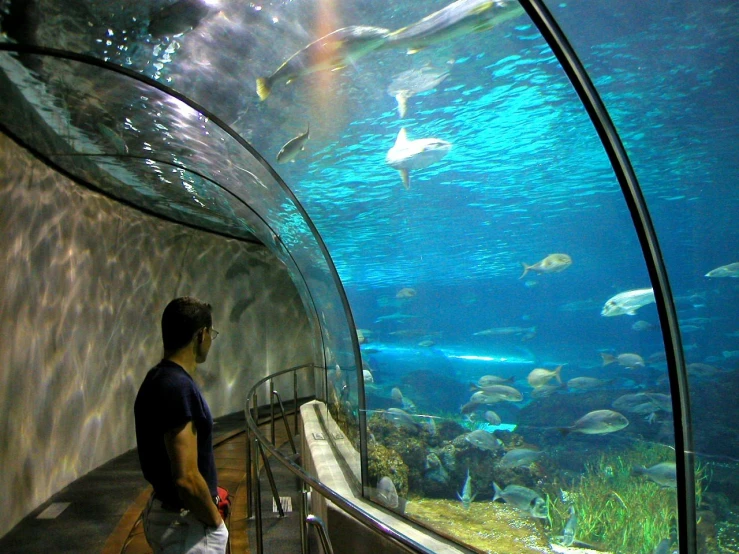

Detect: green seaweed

[547,442,709,554]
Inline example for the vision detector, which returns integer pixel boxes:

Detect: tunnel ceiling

[0,0,737,290]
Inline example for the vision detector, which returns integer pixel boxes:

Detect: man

[134,297,228,553]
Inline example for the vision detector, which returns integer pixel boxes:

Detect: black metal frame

[517,1,696,552]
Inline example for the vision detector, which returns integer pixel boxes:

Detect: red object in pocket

[216,486,231,519]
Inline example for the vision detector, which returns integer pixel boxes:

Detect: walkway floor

[0,412,296,553]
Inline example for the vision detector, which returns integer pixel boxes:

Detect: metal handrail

[245,364,437,554]
[306,514,335,554]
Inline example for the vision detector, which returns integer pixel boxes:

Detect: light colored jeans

[143,495,229,554]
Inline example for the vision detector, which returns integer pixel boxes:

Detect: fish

[567,377,613,391]
[148,0,215,38]
[601,352,645,369]
[457,469,477,509]
[562,505,577,546]
[276,127,310,163]
[530,383,566,398]
[386,0,525,55]
[362,369,374,383]
[375,312,419,323]
[477,375,515,386]
[492,482,548,518]
[527,365,563,388]
[391,387,404,403]
[396,287,417,298]
[519,254,572,279]
[687,363,722,377]
[376,476,399,508]
[386,65,450,117]
[384,408,419,431]
[613,392,661,413]
[559,409,629,436]
[632,462,677,488]
[498,448,545,469]
[483,410,502,425]
[385,127,452,189]
[468,385,523,402]
[473,326,536,339]
[601,288,655,316]
[465,429,502,452]
[417,340,435,347]
[705,262,739,278]
[632,320,657,331]
[256,26,391,100]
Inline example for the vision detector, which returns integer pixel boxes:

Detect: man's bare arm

[164,421,222,527]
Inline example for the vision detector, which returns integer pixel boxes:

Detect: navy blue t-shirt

[134,360,217,507]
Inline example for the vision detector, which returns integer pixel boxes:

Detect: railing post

[269,379,276,446]
[306,514,334,554]
[273,390,297,456]
[253,436,263,554]
[299,485,308,554]
[293,369,299,439]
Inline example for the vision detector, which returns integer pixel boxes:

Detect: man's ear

[196,329,205,344]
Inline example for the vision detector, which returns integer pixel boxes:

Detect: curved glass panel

[0,0,713,551]
[547,0,739,550]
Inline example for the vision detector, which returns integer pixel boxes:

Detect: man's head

[162,297,213,362]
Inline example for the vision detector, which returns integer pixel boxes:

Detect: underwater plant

[547,442,710,554]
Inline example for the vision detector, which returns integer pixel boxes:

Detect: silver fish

[376,476,399,508]
[465,429,502,452]
[520,254,572,279]
[387,0,525,54]
[256,26,391,100]
[457,469,476,509]
[276,127,310,163]
[632,462,676,488]
[705,261,739,278]
[601,288,655,317]
[498,448,545,469]
[601,352,645,369]
[492,482,548,518]
[473,326,536,339]
[385,127,451,189]
[483,410,502,425]
[567,377,613,391]
[468,385,523,403]
[562,506,577,546]
[385,408,419,431]
[477,375,515,386]
[560,410,629,436]
[387,65,450,117]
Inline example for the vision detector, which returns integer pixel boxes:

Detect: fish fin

[256,77,271,101]
[396,94,408,118]
[395,127,408,145]
[600,353,616,366]
[558,427,572,437]
[506,376,515,383]
[469,383,481,392]
[399,168,410,189]
[554,365,563,384]
[492,482,503,502]
[626,309,637,315]
[519,262,530,279]
[456,491,463,501]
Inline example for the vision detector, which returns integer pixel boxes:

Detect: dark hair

[161,297,213,352]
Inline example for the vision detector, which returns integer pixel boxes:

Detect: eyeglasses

[210,328,219,340]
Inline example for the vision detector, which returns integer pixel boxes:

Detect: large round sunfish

[385,127,451,189]
[387,65,450,118]
[256,26,391,100]
[387,0,525,54]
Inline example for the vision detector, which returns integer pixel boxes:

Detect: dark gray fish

[276,127,310,163]
[387,0,524,54]
[256,26,391,100]
[632,462,677,488]
[229,297,254,323]
[465,429,502,452]
[148,0,214,38]
[560,410,629,436]
[498,448,545,469]
[492,482,548,518]
[385,408,419,431]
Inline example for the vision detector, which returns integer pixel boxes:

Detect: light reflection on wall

[0,132,317,537]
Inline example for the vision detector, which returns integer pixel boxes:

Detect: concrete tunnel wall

[0,132,318,538]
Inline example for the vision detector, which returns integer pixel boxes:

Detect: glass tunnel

[0,0,737,552]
